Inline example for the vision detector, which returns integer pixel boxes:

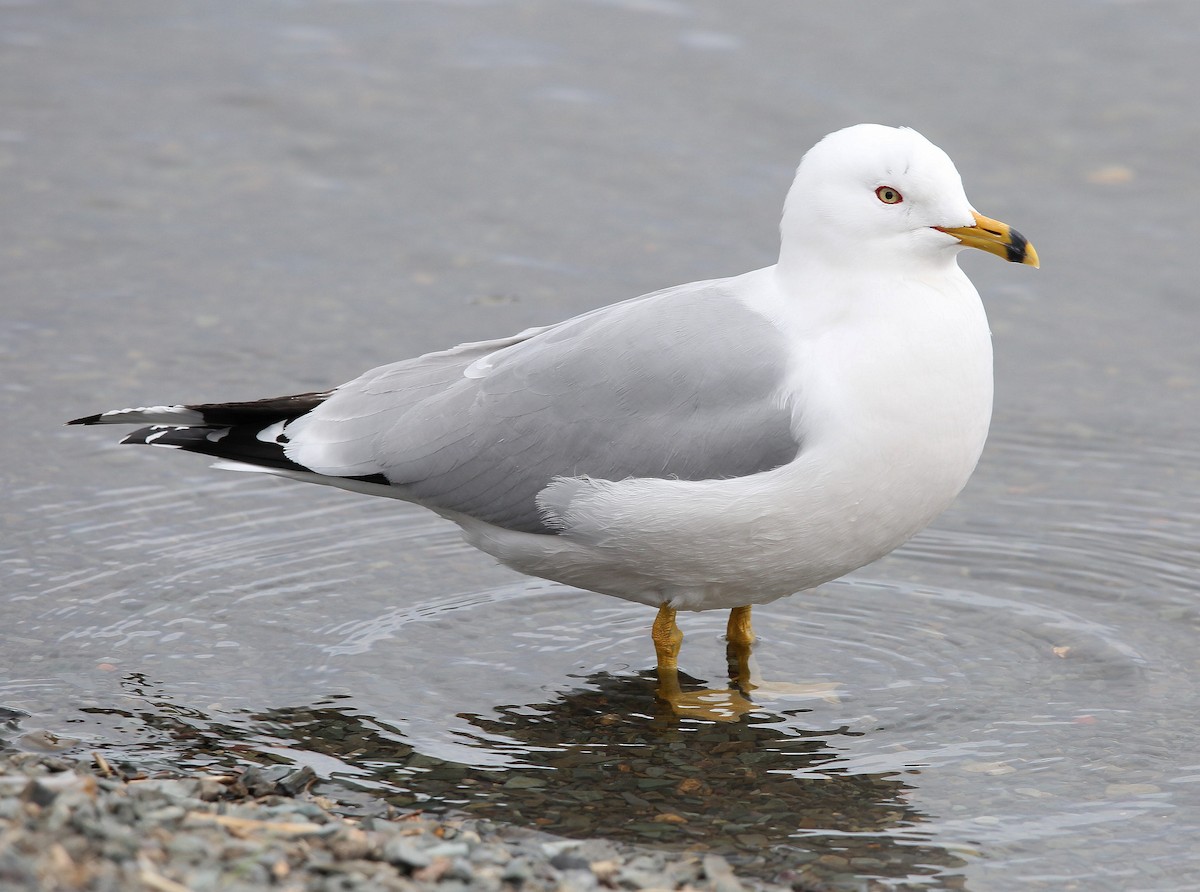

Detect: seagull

[70,124,1037,710]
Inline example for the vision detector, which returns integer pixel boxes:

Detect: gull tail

[67,393,334,475]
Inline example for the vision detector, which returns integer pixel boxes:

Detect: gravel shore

[0,751,816,892]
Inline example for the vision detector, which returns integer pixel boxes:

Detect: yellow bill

[937,211,1039,268]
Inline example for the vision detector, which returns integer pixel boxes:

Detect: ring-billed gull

[70,124,1037,709]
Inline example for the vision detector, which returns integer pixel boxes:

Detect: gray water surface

[3,2,1199,890]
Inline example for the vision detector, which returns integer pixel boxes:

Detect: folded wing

[73,282,802,535]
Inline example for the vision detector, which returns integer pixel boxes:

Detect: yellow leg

[652,603,685,704]
[725,606,755,694]
[652,602,838,719]
[651,603,683,672]
[652,603,759,722]
[726,605,755,648]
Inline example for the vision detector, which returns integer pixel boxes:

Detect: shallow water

[7,430,1197,889]
[4,2,1199,890]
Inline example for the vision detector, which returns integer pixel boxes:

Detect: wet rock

[424,840,470,859]
[703,853,745,892]
[0,750,783,892]
[500,856,534,882]
[382,837,433,869]
[21,778,62,808]
[549,850,591,871]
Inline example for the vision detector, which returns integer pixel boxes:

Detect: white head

[778,124,1037,276]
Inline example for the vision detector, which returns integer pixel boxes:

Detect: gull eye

[875,185,903,204]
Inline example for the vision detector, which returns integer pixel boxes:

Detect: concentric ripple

[6,422,1200,890]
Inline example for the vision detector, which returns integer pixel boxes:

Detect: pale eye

[875,185,903,204]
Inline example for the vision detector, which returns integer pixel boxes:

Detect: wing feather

[284,282,800,533]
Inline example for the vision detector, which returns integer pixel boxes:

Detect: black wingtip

[67,414,102,426]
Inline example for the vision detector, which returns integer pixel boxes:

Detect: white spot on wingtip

[256,420,287,443]
[129,426,185,448]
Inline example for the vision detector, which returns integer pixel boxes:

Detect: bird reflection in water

[103,672,969,890]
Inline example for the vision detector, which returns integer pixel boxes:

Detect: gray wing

[285,283,800,533]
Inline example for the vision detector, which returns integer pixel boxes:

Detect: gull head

[779,124,1038,275]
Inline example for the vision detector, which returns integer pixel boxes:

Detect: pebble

[0,751,795,892]
[383,837,433,868]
